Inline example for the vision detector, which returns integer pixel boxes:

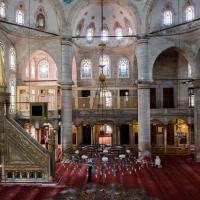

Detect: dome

[72,1,137,48]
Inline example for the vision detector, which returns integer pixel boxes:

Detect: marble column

[188,123,194,146]
[60,39,73,157]
[116,124,121,145]
[129,123,134,145]
[194,81,200,161]
[91,125,94,145]
[76,125,83,146]
[112,124,117,145]
[0,86,7,181]
[163,125,167,154]
[135,38,151,156]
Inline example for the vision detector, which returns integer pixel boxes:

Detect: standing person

[88,164,93,183]
[155,155,161,168]
[45,135,49,150]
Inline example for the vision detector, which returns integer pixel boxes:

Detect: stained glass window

[16,9,24,25]
[101,29,109,42]
[9,48,16,70]
[0,42,4,63]
[99,55,110,77]
[36,13,45,29]
[80,58,92,79]
[87,28,94,42]
[186,5,194,22]
[31,61,35,79]
[38,60,49,79]
[115,27,123,40]
[163,10,173,26]
[100,91,112,108]
[118,57,129,78]
[0,1,6,18]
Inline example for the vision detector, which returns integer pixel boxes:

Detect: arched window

[25,67,29,78]
[9,48,16,70]
[115,27,123,40]
[186,5,195,22]
[0,41,4,63]
[188,63,192,78]
[99,55,110,77]
[9,77,16,113]
[38,59,49,79]
[101,29,109,42]
[36,13,45,29]
[124,18,133,35]
[100,124,112,134]
[86,27,94,42]
[118,57,129,78]
[100,90,112,108]
[163,10,173,26]
[16,6,24,25]
[0,1,6,18]
[31,60,35,79]
[128,26,133,35]
[80,58,92,79]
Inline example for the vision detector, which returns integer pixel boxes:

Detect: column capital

[137,80,153,89]
[136,35,148,45]
[60,82,73,89]
[61,38,73,46]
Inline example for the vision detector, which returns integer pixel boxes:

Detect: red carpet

[0,156,200,200]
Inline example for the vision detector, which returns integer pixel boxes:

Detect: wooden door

[163,88,174,108]
[82,125,91,145]
[150,88,156,108]
[120,124,130,145]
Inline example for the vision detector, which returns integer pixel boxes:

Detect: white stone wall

[4,0,61,33]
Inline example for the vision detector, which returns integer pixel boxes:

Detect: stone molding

[136,36,148,45]
[137,80,153,89]
[61,38,72,46]
[60,82,73,89]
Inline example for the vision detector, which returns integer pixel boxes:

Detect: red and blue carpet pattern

[0,156,200,200]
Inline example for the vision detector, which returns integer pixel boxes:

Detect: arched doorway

[82,124,91,145]
[120,124,130,145]
[153,47,192,109]
[92,122,113,145]
[151,120,164,147]
[99,124,112,145]
[167,119,189,147]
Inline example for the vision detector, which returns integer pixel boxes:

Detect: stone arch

[48,0,66,34]
[144,0,159,32]
[194,48,200,79]
[21,50,58,82]
[151,45,195,80]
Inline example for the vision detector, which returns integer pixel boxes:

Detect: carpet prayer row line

[0,156,199,200]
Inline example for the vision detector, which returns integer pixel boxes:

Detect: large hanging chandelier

[92,43,112,129]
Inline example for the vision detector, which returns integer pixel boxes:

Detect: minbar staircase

[0,91,51,182]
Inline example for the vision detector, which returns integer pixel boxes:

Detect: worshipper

[154,155,162,168]
[45,135,49,150]
[88,164,93,183]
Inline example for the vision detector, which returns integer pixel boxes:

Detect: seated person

[154,155,162,168]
